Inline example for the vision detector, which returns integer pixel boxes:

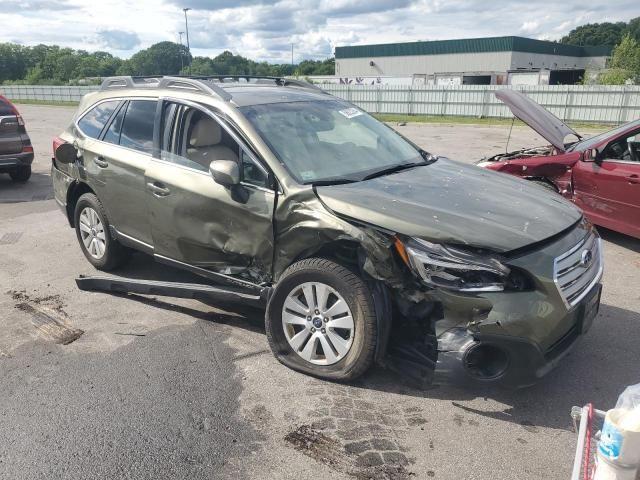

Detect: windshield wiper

[360,161,427,181]
[310,178,359,186]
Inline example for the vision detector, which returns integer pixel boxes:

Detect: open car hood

[496,89,581,152]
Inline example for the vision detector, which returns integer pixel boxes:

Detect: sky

[1,0,638,63]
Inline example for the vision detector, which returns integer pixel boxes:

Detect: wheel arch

[524,176,560,191]
[66,181,96,227]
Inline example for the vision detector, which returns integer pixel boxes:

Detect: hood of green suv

[315,158,581,252]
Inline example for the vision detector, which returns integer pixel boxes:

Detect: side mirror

[55,143,78,164]
[209,159,240,186]
[586,148,602,164]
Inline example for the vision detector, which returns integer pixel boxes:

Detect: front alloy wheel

[282,282,355,366]
[266,258,377,381]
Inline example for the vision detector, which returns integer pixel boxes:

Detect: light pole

[178,32,185,72]
[183,7,191,73]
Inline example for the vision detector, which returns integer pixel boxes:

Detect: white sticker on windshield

[300,170,315,181]
[338,107,363,119]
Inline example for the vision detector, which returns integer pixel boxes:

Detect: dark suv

[0,95,33,182]
[52,76,603,387]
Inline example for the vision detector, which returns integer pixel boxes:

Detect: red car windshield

[568,119,640,152]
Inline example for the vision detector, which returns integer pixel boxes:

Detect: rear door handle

[94,156,108,168]
[147,182,171,197]
[629,174,639,184]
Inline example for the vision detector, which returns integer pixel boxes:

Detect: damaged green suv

[52,76,603,387]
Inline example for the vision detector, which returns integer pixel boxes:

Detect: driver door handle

[94,156,108,168]
[147,182,171,197]
[629,174,639,185]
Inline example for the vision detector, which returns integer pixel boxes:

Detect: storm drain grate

[16,303,84,345]
[0,232,23,245]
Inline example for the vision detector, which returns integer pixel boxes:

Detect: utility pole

[183,7,191,74]
[291,43,294,75]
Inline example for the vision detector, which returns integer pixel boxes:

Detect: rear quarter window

[119,100,156,154]
[77,100,120,139]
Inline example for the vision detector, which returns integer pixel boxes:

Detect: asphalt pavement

[0,104,639,479]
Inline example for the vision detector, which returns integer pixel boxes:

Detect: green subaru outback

[52,76,603,387]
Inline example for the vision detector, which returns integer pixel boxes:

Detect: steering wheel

[610,141,626,159]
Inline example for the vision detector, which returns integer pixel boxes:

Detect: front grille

[554,232,603,308]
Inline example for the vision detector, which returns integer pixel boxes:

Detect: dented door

[145,160,275,276]
[145,100,276,279]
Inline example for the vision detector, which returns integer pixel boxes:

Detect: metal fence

[2,83,640,124]
[322,84,640,124]
[0,85,98,102]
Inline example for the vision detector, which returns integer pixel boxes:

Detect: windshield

[240,100,425,184]
[569,119,640,152]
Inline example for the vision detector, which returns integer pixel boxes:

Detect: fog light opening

[463,344,509,380]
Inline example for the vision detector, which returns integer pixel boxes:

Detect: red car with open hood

[479,90,640,239]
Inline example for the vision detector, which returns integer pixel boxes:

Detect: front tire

[530,179,557,192]
[9,165,31,182]
[265,258,377,381]
[74,193,129,271]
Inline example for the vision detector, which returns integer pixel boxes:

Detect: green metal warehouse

[333,36,612,86]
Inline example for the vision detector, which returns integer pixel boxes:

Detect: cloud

[96,30,141,51]
[0,0,638,62]
[520,20,541,35]
[0,0,74,12]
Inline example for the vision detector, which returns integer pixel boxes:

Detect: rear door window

[77,100,120,139]
[119,100,157,154]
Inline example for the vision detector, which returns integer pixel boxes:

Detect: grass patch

[12,99,79,107]
[374,113,613,131]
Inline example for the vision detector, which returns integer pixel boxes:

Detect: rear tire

[9,165,31,182]
[74,193,129,271]
[265,258,377,381]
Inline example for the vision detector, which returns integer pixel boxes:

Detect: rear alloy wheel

[74,193,129,271]
[78,207,106,260]
[9,166,31,182]
[266,258,377,381]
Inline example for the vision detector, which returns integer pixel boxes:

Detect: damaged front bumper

[435,283,601,388]
[386,222,603,389]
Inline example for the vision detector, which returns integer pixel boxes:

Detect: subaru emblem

[580,249,593,268]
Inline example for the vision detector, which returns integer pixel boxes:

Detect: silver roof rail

[99,75,232,102]
[99,75,324,102]
[158,77,232,102]
[100,76,160,90]
[281,78,328,94]
[191,75,329,95]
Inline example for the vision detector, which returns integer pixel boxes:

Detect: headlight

[395,237,511,292]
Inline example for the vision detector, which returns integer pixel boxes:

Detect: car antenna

[506,116,515,153]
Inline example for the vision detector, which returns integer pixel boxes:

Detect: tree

[125,41,191,76]
[625,17,640,42]
[598,68,632,85]
[297,58,334,75]
[561,22,626,46]
[597,34,640,85]
[0,40,333,84]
